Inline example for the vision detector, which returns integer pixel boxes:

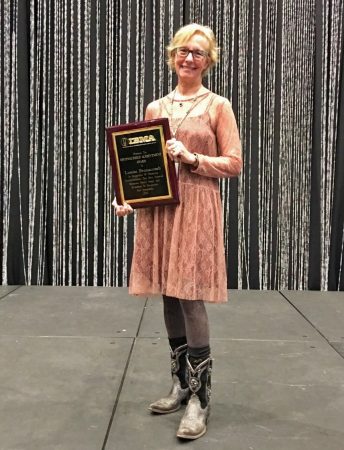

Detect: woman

[114,23,242,440]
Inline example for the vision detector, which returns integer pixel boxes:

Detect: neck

[176,81,203,97]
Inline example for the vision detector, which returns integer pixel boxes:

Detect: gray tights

[162,295,209,348]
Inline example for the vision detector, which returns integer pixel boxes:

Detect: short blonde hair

[166,23,219,75]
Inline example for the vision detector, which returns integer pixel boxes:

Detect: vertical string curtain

[1,0,343,290]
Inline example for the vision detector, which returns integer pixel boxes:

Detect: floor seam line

[279,290,344,360]
[0,285,22,300]
[101,297,148,450]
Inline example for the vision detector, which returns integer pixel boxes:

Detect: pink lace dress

[129,92,242,303]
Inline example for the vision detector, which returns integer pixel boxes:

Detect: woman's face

[174,34,210,82]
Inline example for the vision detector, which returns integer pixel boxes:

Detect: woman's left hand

[166,138,196,166]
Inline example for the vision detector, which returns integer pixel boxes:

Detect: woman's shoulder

[145,99,161,116]
[209,92,231,108]
[206,93,233,121]
[145,94,173,119]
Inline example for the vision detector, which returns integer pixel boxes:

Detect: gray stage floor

[1,287,344,450]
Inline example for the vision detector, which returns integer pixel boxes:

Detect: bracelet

[193,153,199,169]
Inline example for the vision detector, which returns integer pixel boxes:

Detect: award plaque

[106,118,179,208]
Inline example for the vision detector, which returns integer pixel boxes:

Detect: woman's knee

[179,299,207,319]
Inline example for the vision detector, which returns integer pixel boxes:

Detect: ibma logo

[121,137,129,147]
[122,135,157,146]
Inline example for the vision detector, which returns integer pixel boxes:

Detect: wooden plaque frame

[106,118,179,208]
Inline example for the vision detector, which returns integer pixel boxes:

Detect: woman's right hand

[112,198,134,217]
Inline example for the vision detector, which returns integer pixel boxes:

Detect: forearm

[191,151,242,178]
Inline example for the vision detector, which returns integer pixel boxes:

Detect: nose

[185,51,194,61]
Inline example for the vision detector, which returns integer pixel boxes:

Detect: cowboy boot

[149,340,189,414]
[176,352,212,439]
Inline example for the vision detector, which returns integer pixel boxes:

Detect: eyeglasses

[175,47,209,61]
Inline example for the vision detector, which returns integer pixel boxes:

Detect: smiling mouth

[180,65,196,70]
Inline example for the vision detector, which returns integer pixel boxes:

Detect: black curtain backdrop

[0,0,343,290]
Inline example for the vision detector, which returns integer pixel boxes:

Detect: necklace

[173,87,202,106]
[175,95,199,108]
[169,87,208,138]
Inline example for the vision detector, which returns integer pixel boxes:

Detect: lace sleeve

[192,98,242,178]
